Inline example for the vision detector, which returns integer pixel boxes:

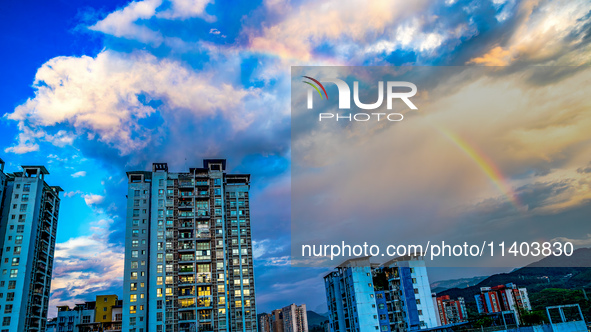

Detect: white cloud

[71,171,87,178]
[83,194,105,206]
[551,234,591,246]
[89,0,214,44]
[89,0,163,44]
[6,50,254,155]
[157,0,214,21]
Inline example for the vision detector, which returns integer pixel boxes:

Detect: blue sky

[1,0,591,318]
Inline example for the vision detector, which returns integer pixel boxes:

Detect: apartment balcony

[179,191,194,198]
[179,181,194,188]
[179,222,194,229]
[178,212,194,219]
[178,291,196,298]
[179,266,195,274]
[195,211,209,219]
[195,273,211,284]
[178,202,194,210]
[179,313,196,322]
[178,243,195,251]
[179,277,196,285]
[195,229,211,240]
[178,299,196,310]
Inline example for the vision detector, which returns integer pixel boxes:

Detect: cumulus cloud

[5,50,254,155]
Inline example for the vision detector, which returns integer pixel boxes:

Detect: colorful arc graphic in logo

[302,76,328,99]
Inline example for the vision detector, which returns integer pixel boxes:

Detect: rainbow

[437,126,522,210]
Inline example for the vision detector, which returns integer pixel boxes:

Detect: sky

[0,0,590,318]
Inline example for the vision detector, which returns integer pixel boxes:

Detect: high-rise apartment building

[475,284,531,323]
[122,160,257,332]
[282,304,308,332]
[324,256,439,332]
[260,304,308,332]
[434,295,467,325]
[0,160,62,332]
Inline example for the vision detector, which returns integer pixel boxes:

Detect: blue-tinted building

[0,161,62,331]
[324,256,438,332]
[122,160,257,332]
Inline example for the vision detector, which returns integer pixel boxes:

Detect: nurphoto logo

[302,75,418,122]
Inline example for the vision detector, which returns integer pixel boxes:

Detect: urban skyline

[1,0,591,322]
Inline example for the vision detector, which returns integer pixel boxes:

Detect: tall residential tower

[324,256,439,332]
[122,160,257,332]
[0,160,62,331]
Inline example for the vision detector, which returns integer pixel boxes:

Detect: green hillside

[437,248,591,321]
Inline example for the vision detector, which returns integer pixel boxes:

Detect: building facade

[282,304,308,332]
[260,304,308,332]
[475,284,531,323]
[122,160,257,332]
[324,256,439,332]
[435,296,467,325]
[0,161,62,332]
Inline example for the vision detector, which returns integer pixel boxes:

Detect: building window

[13,247,20,255]
[2,317,9,326]
[16,225,24,234]
[131,250,138,258]
[4,305,12,314]
[416,299,421,304]
[10,259,18,266]
[6,293,14,301]
[82,316,90,324]
[23,184,30,192]
[134,190,140,196]
[131,283,137,291]
[130,294,137,302]
[19,204,27,212]
[21,194,28,202]
[131,261,138,269]
[131,272,138,280]
[7,281,15,290]
[130,306,136,314]
[9,270,17,278]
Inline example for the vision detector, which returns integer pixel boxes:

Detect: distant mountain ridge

[430,276,488,293]
[437,248,591,315]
